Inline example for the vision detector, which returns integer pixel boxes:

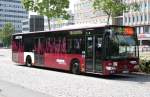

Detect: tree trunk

[107,14,111,25]
[47,18,51,30]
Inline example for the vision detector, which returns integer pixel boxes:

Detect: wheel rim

[27,62,31,67]
[26,59,31,67]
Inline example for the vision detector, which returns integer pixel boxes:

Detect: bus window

[34,38,45,54]
[96,37,102,57]
[45,37,67,54]
[67,38,85,54]
[61,37,67,53]
[24,38,34,52]
[12,39,24,52]
[45,38,52,53]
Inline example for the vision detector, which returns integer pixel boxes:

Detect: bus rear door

[34,38,44,66]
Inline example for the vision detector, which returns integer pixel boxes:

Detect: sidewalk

[0,80,52,97]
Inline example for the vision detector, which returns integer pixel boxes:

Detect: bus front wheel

[25,56,32,67]
[71,61,80,75]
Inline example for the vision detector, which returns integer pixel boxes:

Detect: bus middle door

[85,36,94,72]
[85,36,103,73]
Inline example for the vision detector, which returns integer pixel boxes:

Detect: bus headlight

[130,61,137,65]
[108,63,112,66]
[106,66,116,70]
[113,62,118,66]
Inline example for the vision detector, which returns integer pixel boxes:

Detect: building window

[145,15,147,21]
[144,26,149,33]
[128,17,130,23]
[124,17,127,23]
[145,2,147,8]
[137,15,138,22]
[141,15,143,22]
[133,16,135,23]
[139,27,141,34]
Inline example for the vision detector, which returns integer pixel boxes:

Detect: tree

[1,23,15,47]
[22,0,70,30]
[93,0,139,24]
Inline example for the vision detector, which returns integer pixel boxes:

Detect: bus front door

[85,36,102,73]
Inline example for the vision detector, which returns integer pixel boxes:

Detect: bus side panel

[18,52,24,64]
[12,52,24,64]
[12,52,18,63]
[44,53,85,71]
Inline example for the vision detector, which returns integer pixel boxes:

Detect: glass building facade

[0,0,28,33]
[123,0,150,46]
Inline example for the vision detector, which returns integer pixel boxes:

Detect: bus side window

[24,38,34,52]
[67,38,84,54]
[67,38,73,53]
[74,39,82,54]
[61,37,66,53]
[34,38,44,54]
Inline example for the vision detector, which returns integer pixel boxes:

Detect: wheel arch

[24,52,34,64]
[26,55,32,64]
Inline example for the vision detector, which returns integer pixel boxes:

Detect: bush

[139,59,150,73]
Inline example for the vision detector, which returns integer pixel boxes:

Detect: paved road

[0,80,52,97]
[0,49,150,97]
[0,49,52,97]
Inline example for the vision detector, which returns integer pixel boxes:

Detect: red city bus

[12,25,139,75]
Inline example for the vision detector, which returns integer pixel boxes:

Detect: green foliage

[21,0,34,11]
[93,0,139,24]
[1,23,15,47]
[139,59,150,73]
[22,0,70,30]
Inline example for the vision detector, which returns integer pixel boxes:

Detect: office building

[0,0,28,33]
[22,15,44,32]
[123,0,150,46]
[74,0,112,25]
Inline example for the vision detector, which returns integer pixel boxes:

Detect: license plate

[122,70,129,73]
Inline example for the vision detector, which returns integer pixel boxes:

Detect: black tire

[26,56,32,67]
[71,61,80,74]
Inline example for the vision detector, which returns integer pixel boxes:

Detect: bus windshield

[107,34,138,59]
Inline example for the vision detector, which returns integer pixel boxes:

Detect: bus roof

[12,24,134,36]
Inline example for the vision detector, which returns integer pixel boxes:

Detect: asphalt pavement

[0,80,52,97]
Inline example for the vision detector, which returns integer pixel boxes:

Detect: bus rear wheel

[71,61,80,74]
[26,56,32,67]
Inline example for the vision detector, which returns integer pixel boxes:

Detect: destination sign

[15,36,22,39]
[70,30,83,35]
[111,27,134,36]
